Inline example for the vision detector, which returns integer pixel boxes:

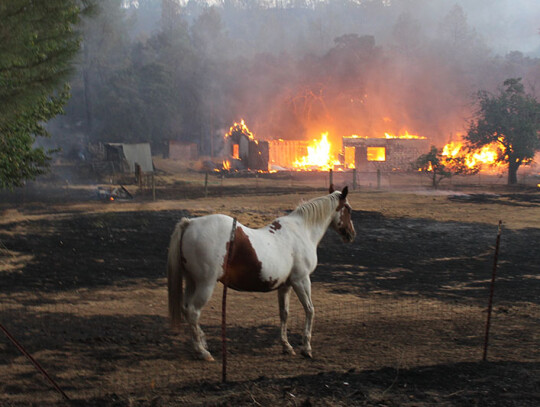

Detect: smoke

[176,0,539,150]
[50,0,540,159]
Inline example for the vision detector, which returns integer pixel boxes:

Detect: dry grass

[2,169,539,230]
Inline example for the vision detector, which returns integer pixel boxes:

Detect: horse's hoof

[197,351,215,362]
[301,349,313,359]
[282,346,296,356]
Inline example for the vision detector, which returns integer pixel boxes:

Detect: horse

[167,185,356,361]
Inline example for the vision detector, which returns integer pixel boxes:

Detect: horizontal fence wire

[1,176,538,402]
[1,281,538,402]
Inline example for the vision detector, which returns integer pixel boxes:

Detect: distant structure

[91,142,153,175]
[268,139,310,170]
[168,141,198,162]
[224,121,269,171]
[343,136,429,171]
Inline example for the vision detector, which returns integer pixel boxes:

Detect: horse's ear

[329,184,335,194]
[340,186,348,200]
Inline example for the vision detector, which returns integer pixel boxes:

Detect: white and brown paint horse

[167,185,356,361]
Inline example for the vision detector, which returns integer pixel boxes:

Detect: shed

[225,127,269,171]
[169,141,198,161]
[104,143,154,173]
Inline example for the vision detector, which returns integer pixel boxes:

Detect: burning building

[343,134,429,171]
[222,119,432,173]
[268,139,313,170]
[224,120,269,171]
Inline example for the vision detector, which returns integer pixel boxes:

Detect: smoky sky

[169,0,538,148]
[53,0,540,153]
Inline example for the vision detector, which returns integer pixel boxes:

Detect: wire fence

[1,190,539,403]
[1,275,538,403]
[1,168,538,207]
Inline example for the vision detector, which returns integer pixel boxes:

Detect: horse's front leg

[292,277,314,358]
[278,285,295,355]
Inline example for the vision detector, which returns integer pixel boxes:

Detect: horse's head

[329,185,356,243]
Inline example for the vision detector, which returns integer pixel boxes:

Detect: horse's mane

[291,191,341,225]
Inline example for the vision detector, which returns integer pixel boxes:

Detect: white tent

[104,143,153,173]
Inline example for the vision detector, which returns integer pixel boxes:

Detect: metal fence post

[483,220,502,361]
[222,217,237,383]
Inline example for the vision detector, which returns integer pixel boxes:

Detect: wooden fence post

[151,173,156,201]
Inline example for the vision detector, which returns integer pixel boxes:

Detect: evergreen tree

[0,0,90,189]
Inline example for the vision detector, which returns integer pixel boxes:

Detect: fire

[293,132,341,171]
[344,130,427,140]
[226,119,257,143]
[344,146,356,169]
[442,140,504,170]
[384,131,426,140]
[222,160,231,170]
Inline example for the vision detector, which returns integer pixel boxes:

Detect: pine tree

[0,0,88,189]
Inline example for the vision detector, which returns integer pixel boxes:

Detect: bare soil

[0,170,539,406]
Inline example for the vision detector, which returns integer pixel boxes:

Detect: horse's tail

[167,217,190,329]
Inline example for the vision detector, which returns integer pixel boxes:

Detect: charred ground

[0,181,539,406]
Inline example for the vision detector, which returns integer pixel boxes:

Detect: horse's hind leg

[184,275,216,361]
[278,285,295,355]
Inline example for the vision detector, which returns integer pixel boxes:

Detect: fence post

[329,169,333,188]
[483,220,502,361]
[221,284,228,382]
[222,217,237,383]
[204,172,209,198]
[352,168,357,190]
[151,173,156,201]
[377,169,381,189]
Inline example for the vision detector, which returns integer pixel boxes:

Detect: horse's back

[181,214,297,291]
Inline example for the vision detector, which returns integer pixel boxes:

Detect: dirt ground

[0,168,539,406]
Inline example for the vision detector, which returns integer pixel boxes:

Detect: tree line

[1,0,539,188]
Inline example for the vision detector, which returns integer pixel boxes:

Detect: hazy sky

[455,0,539,56]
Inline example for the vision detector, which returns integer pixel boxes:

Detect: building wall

[224,134,269,171]
[268,139,309,169]
[169,141,198,161]
[343,138,429,171]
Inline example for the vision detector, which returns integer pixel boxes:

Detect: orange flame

[226,119,257,144]
[344,130,427,140]
[222,160,231,170]
[384,131,426,139]
[441,140,504,171]
[293,132,340,171]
